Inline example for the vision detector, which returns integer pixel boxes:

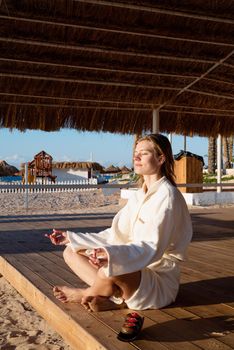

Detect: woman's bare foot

[53,286,84,303]
[81,295,127,312]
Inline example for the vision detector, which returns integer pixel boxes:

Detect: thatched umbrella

[120,166,132,174]
[104,165,121,174]
[52,161,104,172]
[0,1,234,137]
[0,160,19,176]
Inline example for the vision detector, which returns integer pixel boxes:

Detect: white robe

[66,176,193,309]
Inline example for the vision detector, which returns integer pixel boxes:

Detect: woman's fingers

[45,230,67,245]
[88,259,99,269]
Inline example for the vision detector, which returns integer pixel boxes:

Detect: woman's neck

[143,174,162,192]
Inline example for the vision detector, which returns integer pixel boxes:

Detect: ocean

[0,176,22,183]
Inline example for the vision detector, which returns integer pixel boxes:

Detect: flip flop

[117,312,144,342]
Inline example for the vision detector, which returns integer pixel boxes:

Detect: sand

[0,276,72,350]
[0,188,123,216]
[0,189,122,349]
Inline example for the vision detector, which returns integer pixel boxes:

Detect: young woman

[47,134,193,311]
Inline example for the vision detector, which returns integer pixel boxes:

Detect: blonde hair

[136,133,176,187]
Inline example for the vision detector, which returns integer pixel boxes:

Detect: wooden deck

[0,208,233,350]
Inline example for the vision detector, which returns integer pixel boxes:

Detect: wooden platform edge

[0,255,108,350]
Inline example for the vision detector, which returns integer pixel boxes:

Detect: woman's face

[134,140,164,176]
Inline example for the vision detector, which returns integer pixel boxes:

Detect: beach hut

[52,161,104,181]
[104,165,121,174]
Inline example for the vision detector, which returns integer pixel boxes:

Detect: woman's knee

[63,246,75,262]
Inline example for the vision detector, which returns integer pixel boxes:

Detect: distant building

[52,162,104,182]
[28,150,56,183]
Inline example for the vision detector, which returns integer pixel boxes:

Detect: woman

[47,134,193,311]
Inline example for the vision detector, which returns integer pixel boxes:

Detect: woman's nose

[134,153,140,160]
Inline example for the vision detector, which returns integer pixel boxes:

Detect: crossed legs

[53,246,141,310]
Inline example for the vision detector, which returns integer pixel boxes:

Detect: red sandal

[117,312,144,342]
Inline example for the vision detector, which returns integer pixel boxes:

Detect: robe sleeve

[66,227,112,252]
[66,200,131,252]
[102,194,177,277]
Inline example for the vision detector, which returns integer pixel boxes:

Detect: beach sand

[0,276,71,350]
[0,189,122,216]
[0,189,122,349]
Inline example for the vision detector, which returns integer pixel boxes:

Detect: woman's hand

[45,229,69,245]
[88,248,108,269]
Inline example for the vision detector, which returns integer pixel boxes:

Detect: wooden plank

[180,267,234,303]
[163,307,234,349]
[143,309,233,350]
[182,258,233,278]
[191,242,234,258]
[188,246,234,266]
[96,309,201,350]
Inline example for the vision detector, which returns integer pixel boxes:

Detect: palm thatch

[120,166,132,174]
[52,161,104,172]
[0,1,234,136]
[0,160,19,176]
[104,165,121,173]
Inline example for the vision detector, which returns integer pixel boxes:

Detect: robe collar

[141,176,166,198]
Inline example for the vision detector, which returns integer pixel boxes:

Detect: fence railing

[0,179,99,193]
[0,181,233,194]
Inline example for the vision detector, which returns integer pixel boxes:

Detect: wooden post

[217,134,222,193]
[184,135,187,151]
[152,109,160,133]
[169,133,172,144]
[24,162,29,210]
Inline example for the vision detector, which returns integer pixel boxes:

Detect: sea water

[0,176,22,183]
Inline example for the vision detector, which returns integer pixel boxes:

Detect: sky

[0,128,208,169]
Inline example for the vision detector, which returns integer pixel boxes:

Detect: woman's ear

[159,154,166,165]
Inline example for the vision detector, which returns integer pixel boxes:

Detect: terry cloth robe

[66,176,193,310]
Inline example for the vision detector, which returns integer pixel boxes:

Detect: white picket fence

[0,178,98,193]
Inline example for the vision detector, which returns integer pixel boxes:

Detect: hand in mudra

[45,229,69,245]
[87,248,108,269]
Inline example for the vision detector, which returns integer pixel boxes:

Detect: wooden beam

[152,109,160,133]
[0,101,149,111]
[202,77,234,88]
[75,0,234,25]
[0,37,215,64]
[1,14,233,48]
[2,101,233,117]
[0,73,181,91]
[187,89,234,100]
[0,58,198,80]
[217,135,222,193]
[0,92,154,106]
[162,109,234,117]
[157,49,234,109]
[2,57,234,89]
[3,71,234,100]
[166,104,234,113]
[2,58,234,91]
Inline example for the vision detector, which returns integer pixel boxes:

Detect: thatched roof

[0,160,19,176]
[52,161,104,171]
[104,165,121,173]
[120,166,132,174]
[0,1,234,136]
